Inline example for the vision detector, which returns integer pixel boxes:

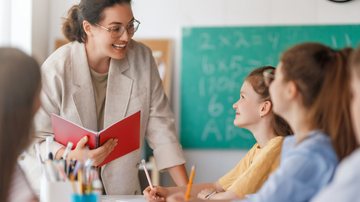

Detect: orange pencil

[185,165,195,201]
[78,170,83,194]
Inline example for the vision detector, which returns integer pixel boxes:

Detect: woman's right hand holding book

[55,136,118,166]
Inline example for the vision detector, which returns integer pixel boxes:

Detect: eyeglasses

[263,68,275,86]
[95,19,140,38]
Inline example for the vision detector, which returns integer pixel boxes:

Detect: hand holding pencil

[185,165,196,201]
[166,166,196,202]
[142,159,154,189]
[144,186,168,202]
[143,165,196,202]
[142,159,167,202]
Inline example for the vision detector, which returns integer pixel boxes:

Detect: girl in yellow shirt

[144,66,293,201]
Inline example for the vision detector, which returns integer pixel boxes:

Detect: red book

[51,111,140,166]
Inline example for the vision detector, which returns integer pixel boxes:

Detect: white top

[8,164,38,202]
[311,148,360,202]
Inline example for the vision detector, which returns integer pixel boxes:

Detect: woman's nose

[119,29,130,41]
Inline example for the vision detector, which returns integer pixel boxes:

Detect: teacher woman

[30,0,187,195]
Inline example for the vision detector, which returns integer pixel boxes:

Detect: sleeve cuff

[217,178,226,190]
[153,142,186,171]
[228,186,246,199]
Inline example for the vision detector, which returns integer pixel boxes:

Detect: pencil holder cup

[71,193,99,202]
[40,174,73,202]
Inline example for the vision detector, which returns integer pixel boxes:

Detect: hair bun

[62,5,84,42]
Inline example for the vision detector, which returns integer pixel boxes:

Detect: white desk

[101,195,146,202]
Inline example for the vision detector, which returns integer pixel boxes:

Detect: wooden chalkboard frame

[137,39,173,99]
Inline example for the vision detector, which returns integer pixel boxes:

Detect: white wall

[0,0,11,45]
[31,0,50,63]
[0,0,49,62]
[0,0,32,54]
[46,0,79,54]
[40,0,360,184]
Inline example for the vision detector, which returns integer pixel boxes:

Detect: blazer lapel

[71,42,98,131]
[103,57,133,128]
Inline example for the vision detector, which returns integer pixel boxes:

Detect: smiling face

[233,81,263,128]
[87,3,134,60]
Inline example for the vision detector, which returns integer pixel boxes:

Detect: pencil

[141,159,154,189]
[185,165,195,201]
[78,170,83,194]
[62,142,73,160]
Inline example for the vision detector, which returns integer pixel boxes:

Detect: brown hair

[246,66,293,137]
[351,46,360,78]
[62,0,132,43]
[280,42,357,160]
[0,48,41,201]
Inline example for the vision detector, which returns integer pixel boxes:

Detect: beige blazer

[26,41,185,194]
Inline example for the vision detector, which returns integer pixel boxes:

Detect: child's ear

[259,100,272,118]
[286,81,298,100]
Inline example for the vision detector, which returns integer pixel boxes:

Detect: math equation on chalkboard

[181,24,360,149]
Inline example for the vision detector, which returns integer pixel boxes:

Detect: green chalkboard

[180,24,360,149]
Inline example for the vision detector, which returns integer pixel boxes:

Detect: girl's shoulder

[283,131,333,154]
[281,135,296,155]
[282,131,337,165]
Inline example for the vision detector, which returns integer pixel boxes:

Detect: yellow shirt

[218,136,284,198]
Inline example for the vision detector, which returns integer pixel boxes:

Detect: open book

[51,111,140,166]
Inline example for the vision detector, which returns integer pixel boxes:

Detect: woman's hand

[67,136,118,166]
[143,186,168,202]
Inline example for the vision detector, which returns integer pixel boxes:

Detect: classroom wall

[0,0,11,45]
[31,0,50,63]
[38,0,360,184]
[0,0,32,54]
